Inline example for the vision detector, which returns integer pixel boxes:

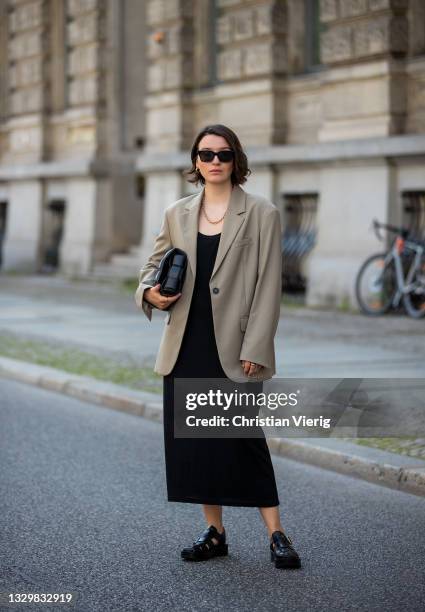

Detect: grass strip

[0,332,161,395]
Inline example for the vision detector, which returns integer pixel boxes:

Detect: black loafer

[181,525,228,561]
[270,530,301,569]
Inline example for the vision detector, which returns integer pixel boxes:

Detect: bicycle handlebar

[372,219,410,241]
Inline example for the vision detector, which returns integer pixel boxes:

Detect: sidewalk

[1,355,424,497]
[1,273,425,377]
[1,273,424,497]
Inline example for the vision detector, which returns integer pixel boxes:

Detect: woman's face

[195,134,234,186]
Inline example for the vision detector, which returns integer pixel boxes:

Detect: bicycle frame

[387,238,425,308]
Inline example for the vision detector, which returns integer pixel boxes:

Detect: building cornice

[0,135,424,181]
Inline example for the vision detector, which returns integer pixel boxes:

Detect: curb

[1,356,424,498]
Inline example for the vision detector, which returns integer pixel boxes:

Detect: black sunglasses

[197,149,234,163]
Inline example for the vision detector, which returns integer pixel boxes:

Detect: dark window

[42,200,66,272]
[136,175,145,199]
[196,0,218,89]
[208,0,218,86]
[281,193,318,294]
[305,0,322,71]
[402,191,425,240]
[0,201,8,268]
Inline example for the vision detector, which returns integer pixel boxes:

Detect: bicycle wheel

[355,253,397,315]
[402,255,425,319]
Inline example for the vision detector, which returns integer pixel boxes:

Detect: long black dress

[163,231,280,507]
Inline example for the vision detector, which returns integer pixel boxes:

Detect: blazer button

[212,287,219,294]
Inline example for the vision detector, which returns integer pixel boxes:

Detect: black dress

[163,231,280,507]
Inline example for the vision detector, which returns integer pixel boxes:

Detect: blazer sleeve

[239,207,282,369]
[134,209,172,321]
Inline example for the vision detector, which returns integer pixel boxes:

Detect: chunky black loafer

[270,530,301,569]
[181,525,228,562]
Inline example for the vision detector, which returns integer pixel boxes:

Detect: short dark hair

[183,124,251,186]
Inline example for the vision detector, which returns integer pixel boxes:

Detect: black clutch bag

[153,247,188,299]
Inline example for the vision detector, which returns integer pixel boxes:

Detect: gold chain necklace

[201,194,228,224]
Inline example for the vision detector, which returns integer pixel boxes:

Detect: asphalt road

[1,378,424,612]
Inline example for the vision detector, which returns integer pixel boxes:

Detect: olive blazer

[134,183,282,382]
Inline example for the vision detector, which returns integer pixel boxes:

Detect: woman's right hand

[144,284,182,310]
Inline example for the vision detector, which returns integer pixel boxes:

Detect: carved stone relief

[256,3,286,35]
[340,0,367,19]
[68,76,98,106]
[7,0,47,118]
[217,48,242,80]
[68,44,98,75]
[67,0,98,16]
[321,25,353,63]
[9,1,42,32]
[369,0,390,10]
[215,1,287,81]
[233,9,254,41]
[65,0,105,108]
[320,0,408,64]
[320,0,338,23]
[216,14,232,45]
[244,43,271,75]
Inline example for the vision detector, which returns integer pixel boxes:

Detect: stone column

[144,0,195,153]
[49,0,66,115]
[136,171,184,266]
[215,0,288,145]
[98,0,145,252]
[406,0,425,133]
[0,1,8,125]
[60,177,113,275]
[3,0,50,164]
[62,0,138,265]
[318,0,409,141]
[2,180,44,271]
[133,0,196,268]
[0,1,50,271]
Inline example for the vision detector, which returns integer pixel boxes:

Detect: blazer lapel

[211,185,246,281]
[182,184,247,280]
[181,187,203,279]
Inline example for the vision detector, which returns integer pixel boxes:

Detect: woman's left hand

[240,360,263,377]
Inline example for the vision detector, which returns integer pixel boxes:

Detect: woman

[135,124,301,570]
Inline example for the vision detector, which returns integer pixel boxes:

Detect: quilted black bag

[153,248,188,298]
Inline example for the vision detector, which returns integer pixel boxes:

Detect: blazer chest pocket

[240,315,249,332]
[234,237,252,248]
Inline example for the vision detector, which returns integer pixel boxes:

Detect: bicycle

[355,219,425,319]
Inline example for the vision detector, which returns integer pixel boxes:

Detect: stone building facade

[0,0,424,307]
